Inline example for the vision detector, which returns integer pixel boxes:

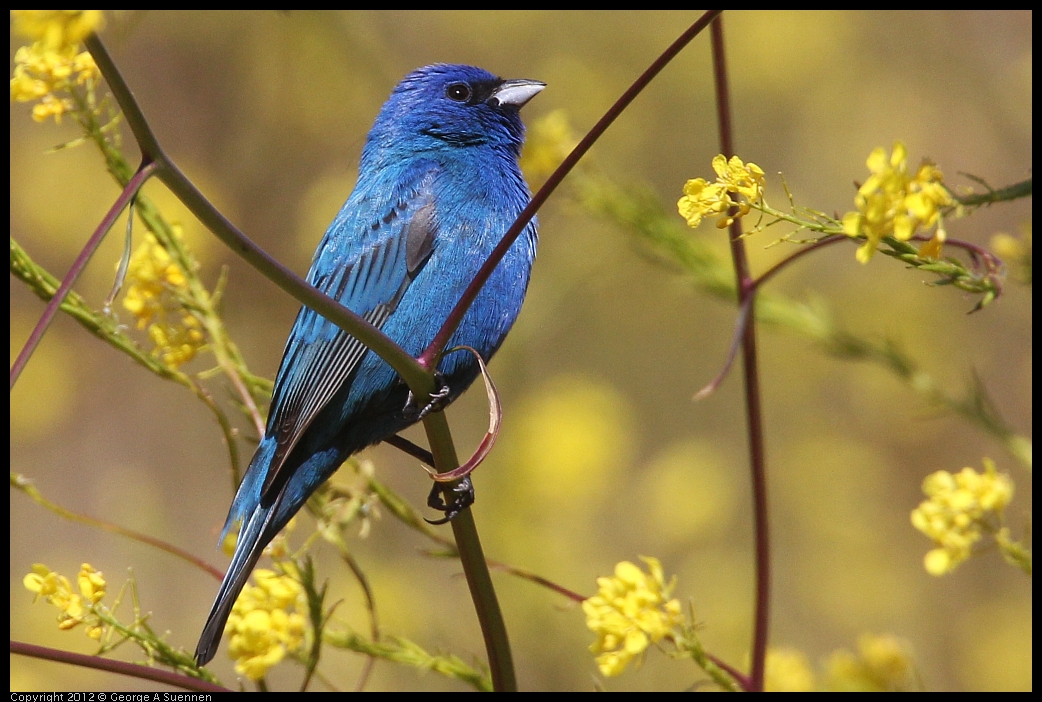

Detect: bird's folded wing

[259,170,438,505]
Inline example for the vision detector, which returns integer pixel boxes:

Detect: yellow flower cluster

[910,458,1013,576]
[11,10,105,49]
[225,568,307,681]
[122,233,207,368]
[582,556,683,677]
[24,563,107,640]
[821,634,916,692]
[519,109,578,187]
[991,222,1032,285]
[678,155,765,230]
[10,42,100,123]
[841,141,954,264]
[765,634,916,692]
[764,648,816,692]
[9,11,104,124]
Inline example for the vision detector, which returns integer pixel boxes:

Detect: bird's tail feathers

[219,439,276,545]
[194,502,278,666]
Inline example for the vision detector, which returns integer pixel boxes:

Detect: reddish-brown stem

[10,159,158,390]
[711,17,770,692]
[693,295,753,401]
[708,652,753,691]
[417,10,724,370]
[10,641,228,692]
[756,232,1001,291]
[13,473,224,580]
[755,235,846,288]
[702,231,1004,401]
[484,561,587,603]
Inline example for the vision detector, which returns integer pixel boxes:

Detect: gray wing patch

[406,201,436,277]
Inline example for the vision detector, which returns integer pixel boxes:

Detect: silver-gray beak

[488,79,546,109]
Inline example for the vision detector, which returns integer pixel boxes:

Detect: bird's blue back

[195,64,541,665]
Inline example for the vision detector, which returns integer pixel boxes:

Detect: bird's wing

[259,169,438,505]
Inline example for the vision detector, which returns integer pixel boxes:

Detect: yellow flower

[911,458,1013,575]
[822,634,915,691]
[842,141,953,263]
[77,563,106,604]
[764,648,816,692]
[223,518,298,559]
[678,155,765,230]
[229,610,291,680]
[520,109,578,187]
[147,314,206,368]
[24,563,60,599]
[678,178,730,229]
[11,10,105,50]
[766,634,915,692]
[582,556,683,677]
[856,633,913,685]
[29,93,75,123]
[221,527,239,557]
[712,154,765,204]
[55,593,86,630]
[24,563,107,639]
[122,233,207,368]
[917,228,946,260]
[225,568,307,681]
[263,517,298,560]
[10,40,100,124]
[991,222,1032,284]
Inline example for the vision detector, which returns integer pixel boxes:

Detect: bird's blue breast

[263,149,535,516]
[329,152,534,429]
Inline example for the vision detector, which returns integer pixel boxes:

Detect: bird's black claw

[403,372,450,422]
[425,476,474,525]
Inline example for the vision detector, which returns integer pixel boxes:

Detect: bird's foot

[403,372,450,422]
[425,476,474,525]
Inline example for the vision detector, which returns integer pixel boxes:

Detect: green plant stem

[324,530,381,691]
[322,630,492,692]
[421,410,516,691]
[955,177,1031,207]
[419,12,724,690]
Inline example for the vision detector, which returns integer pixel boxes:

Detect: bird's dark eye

[445,83,471,102]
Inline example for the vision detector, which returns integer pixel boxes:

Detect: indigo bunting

[195,64,543,665]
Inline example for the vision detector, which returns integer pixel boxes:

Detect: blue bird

[195,64,544,666]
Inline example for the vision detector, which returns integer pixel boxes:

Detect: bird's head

[367,64,545,159]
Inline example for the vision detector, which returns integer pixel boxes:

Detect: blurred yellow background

[11,10,1031,691]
